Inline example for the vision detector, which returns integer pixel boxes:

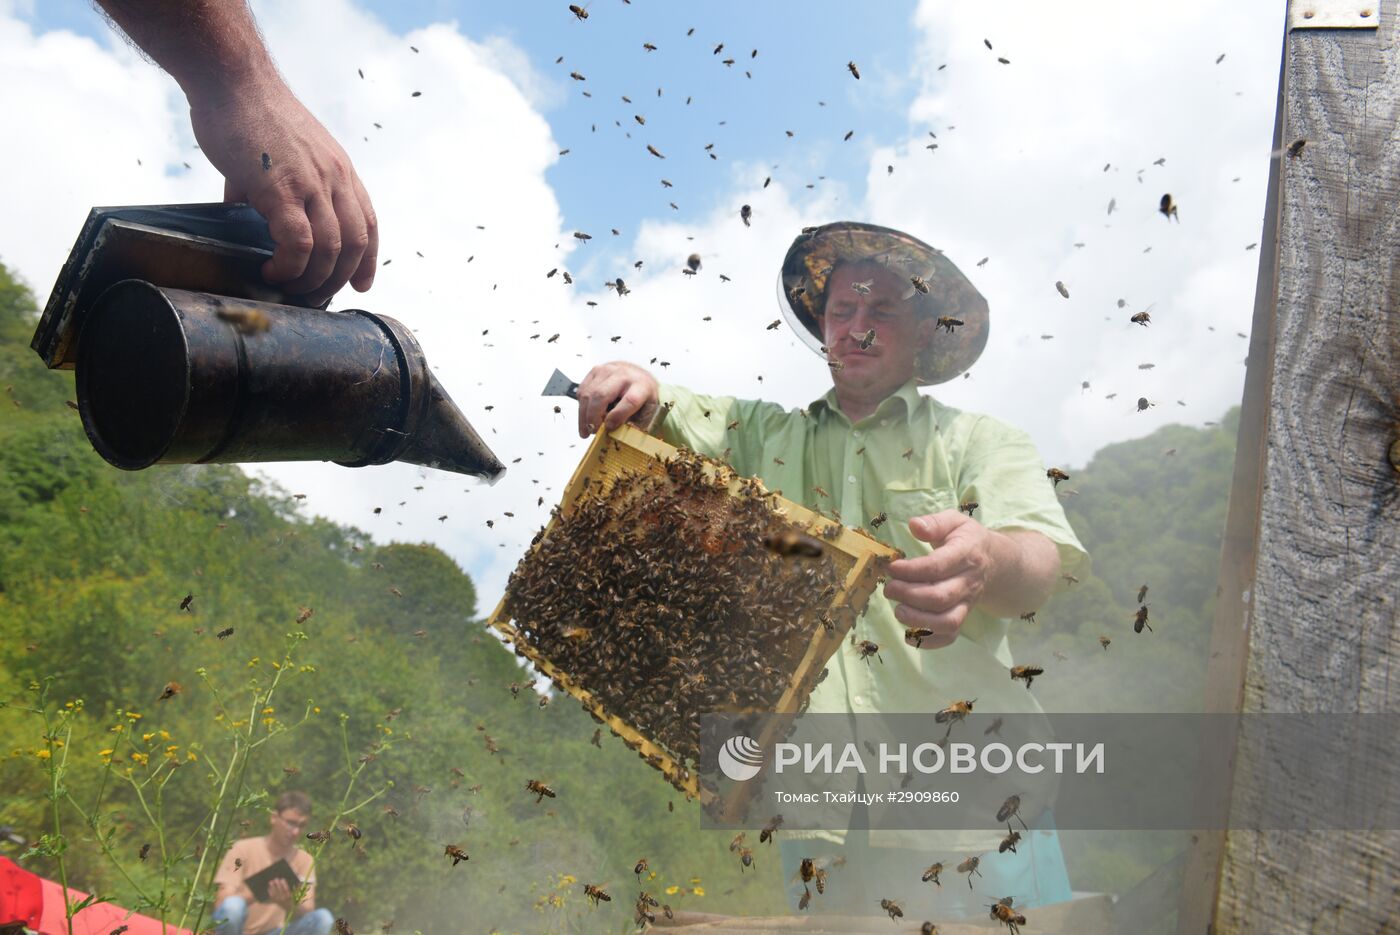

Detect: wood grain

[1185,1,1400,931]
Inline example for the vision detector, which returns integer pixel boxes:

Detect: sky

[1,0,1285,605]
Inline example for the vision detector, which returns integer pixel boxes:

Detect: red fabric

[0,857,43,930]
[0,857,191,935]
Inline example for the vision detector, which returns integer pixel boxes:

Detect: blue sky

[31,0,922,273]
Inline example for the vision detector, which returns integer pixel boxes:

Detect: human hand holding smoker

[95,0,378,304]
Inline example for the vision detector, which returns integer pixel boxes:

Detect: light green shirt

[656,379,1089,849]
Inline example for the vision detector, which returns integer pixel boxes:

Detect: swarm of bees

[502,445,861,782]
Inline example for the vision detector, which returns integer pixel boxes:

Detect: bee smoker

[31,203,504,480]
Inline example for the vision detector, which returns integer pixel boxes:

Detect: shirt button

[852,430,862,438]
[847,475,857,484]
[853,695,865,706]
[880,418,891,427]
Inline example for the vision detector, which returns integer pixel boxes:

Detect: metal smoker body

[32,203,503,480]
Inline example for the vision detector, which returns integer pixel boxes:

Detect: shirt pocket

[880,485,956,554]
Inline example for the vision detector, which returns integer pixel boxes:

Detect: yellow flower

[272,661,282,670]
[691,886,705,897]
[35,749,51,760]
[98,748,114,758]
[262,707,275,715]
[664,885,680,896]
[130,752,149,765]
[110,724,124,733]
[126,712,142,720]
[299,665,316,673]
[247,657,261,668]
[142,732,156,743]
[159,730,171,741]
[186,750,198,762]
[312,707,321,715]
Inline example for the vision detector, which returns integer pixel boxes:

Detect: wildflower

[126,712,142,721]
[692,886,706,896]
[664,885,680,896]
[35,749,51,760]
[130,752,149,765]
[142,732,156,743]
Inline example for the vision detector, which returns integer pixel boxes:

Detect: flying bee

[910,275,930,294]
[526,779,556,803]
[1009,664,1043,689]
[737,847,755,870]
[296,606,314,625]
[1137,584,1149,603]
[880,898,903,920]
[216,627,234,639]
[1018,611,1036,623]
[935,316,963,333]
[568,3,589,20]
[828,359,844,372]
[762,530,824,558]
[959,500,978,517]
[904,627,935,648]
[443,844,469,866]
[729,832,747,852]
[956,855,982,888]
[1046,467,1070,486]
[180,593,194,612]
[741,204,752,226]
[921,862,942,885]
[870,512,888,528]
[1131,310,1151,326]
[767,320,782,330]
[343,823,362,842]
[306,830,332,844]
[850,279,874,295]
[854,640,883,664]
[799,857,815,883]
[1160,193,1179,221]
[1099,635,1112,650]
[989,897,1027,934]
[857,328,877,349]
[216,306,272,335]
[158,681,181,701]
[847,60,860,79]
[634,858,649,879]
[922,925,939,935]
[334,919,352,935]
[1286,138,1307,158]
[138,843,151,861]
[1134,605,1153,633]
[759,814,784,844]
[996,794,1028,829]
[935,699,975,725]
[1055,280,1070,299]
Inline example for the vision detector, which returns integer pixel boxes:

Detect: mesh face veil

[777,222,990,385]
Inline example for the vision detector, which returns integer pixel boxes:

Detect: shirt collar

[811,378,924,425]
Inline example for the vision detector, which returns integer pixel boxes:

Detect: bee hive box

[485,423,899,807]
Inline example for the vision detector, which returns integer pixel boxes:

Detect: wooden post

[1180,0,1400,931]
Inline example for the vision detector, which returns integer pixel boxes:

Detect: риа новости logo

[718,735,764,781]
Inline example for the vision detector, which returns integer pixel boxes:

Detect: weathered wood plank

[1184,0,1400,931]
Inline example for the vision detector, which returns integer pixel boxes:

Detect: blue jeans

[213,896,334,935]
[778,810,1073,920]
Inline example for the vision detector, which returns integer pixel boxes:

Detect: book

[244,859,301,904]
